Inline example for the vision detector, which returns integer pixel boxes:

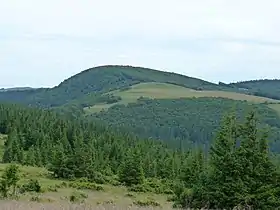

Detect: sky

[1,0,280,88]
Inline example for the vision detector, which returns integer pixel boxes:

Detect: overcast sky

[1,0,280,88]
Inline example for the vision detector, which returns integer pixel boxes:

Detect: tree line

[0,103,187,183]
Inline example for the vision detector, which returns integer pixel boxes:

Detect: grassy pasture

[268,103,280,117]
[0,164,174,209]
[85,82,280,114]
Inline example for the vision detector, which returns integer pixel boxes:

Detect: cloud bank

[1,0,280,87]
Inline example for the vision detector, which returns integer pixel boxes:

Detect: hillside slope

[84,82,280,114]
[230,79,280,100]
[89,97,280,152]
[0,65,278,109]
[0,65,239,108]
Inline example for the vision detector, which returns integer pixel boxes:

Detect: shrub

[103,199,115,205]
[46,186,58,192]
[20,179,41,193]
[109,179,121,186]
[125,192,135,198]
[69,190,88,203]
[133,198,161,207]
[89,172,106,184]
[128,184,147,193]
[69,181,104,191]
[30,194,42,202]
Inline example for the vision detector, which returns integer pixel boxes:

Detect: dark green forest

[1,65,280,152]
[0,103,187,182]
[230,79,280,100]
[1,103,280,209]
[91,97,280,152]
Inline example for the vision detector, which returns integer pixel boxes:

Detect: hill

[0,65,279,109]
[0,65,238,108]
[0,87,35,92]
[229,79,280,100]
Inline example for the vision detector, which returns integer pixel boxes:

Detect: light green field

[268,103,280,117]
[0,164,173,209]
[85,82,280,114]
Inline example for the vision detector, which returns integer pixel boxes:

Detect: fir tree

[119,150,145,186]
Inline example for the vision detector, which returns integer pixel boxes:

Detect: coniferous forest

[1,102,280,209]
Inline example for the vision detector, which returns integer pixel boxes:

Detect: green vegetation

[230,79,280,100]
[0,164,172,208]
[85,82,279,114]
[0,134,6,159]
[1,65,280,151]
[0,103,187,188]
[2,65,280,208]
[90,97,280,151]
[0,65,233,108]
[173,112,280,209]
[1,104,280,209]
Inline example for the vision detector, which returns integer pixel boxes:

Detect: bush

[46,186,58,192]
[69,190,88,203]
[125,192,136,198]
[20,179,41,193]
[172,187,194,208]
[109,179,121,186]
[30,194,42,202]
[133,198,161,207]
[128,184,147,193]
[89,172,106,184]
[54,181,68,188]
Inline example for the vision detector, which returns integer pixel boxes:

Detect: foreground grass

[85,82,280,114]
[0,201,173,210]
[0,164,174,209]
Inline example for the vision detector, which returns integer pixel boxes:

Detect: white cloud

[0,0,280,87]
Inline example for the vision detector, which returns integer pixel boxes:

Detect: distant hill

[0,65,278,108]
[1,65,280,151]
[229,79,280,100]
[0,65,238,108]
[0,87,35,92]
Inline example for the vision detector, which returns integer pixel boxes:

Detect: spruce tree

[237,111,280,209]
[119,150,145,186]
[204,114,243,208]
[3,129,20,163]
[24,147,36,166]
[1,164,20,197]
